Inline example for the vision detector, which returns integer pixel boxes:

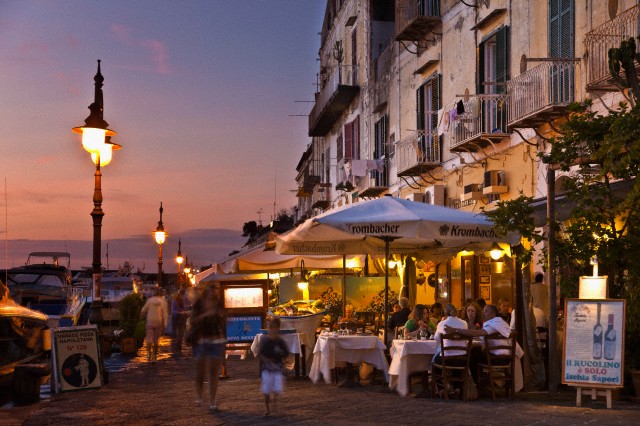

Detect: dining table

[388,338,525,397]
[250,332,306,378]
[309,332,389,387]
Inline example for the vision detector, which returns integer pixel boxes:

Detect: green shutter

[495,26,509,94]
[416,85,425,131]
[549,0,574,58]
[477,43,485,94]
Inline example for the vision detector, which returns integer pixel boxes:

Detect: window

[351,29,358,85]
[416,74,441,163]
[478,27,509,133]
[549,0,575,103]
[337,133,343,161]
[373,115,389,187]
[344,115,360,160]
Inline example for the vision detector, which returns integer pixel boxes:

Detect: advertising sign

[52,325,103,392]
[562,299,626,388]
[226,315,262,342]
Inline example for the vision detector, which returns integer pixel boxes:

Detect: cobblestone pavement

[2,336,640,426]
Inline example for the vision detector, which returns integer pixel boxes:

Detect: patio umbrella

[275,196,518,335]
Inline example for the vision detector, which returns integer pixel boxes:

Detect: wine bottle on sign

[603,314,616,360]
[592,303,603,360]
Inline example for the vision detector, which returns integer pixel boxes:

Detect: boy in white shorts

[259,317,289,416]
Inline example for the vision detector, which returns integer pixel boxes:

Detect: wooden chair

[476,332,516,400]
[431,332,473,400]
[536,326,549,388]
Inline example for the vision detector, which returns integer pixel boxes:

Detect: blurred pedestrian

[259,316,289,417]
[141,287,169,363]
[171,288,191,357]
[191,283,226,414]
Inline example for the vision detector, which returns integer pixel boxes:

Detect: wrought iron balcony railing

[449,94,509,152]
[309,64,359,137]
[395,130,441,177]
[585,4,639,91]
[396,0,441,42]
[507,59,580,129]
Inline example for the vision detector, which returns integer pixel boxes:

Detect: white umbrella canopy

[276,196,517,256]
[275,196,518,336]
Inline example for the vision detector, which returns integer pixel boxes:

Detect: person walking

[259,316,289,417]
[140,287,169,363]
[190,283,226,414]
[171,288,191,357]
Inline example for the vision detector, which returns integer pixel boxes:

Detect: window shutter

[337,133,343,161]
[477,44,485,94]
[549,0,574,58]
[495,26,509,93]
[416,85,425,131]
[430,74,441,132]
[344,122,353,159]
[353,115,360,160]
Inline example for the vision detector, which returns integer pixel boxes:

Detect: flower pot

[120,337,138,354]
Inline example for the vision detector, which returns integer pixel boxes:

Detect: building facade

[294,0,635,309]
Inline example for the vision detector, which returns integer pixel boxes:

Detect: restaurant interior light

[489,242,503,260]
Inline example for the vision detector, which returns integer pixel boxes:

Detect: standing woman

[191,283,226,414]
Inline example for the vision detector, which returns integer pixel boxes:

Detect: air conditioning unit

[424,184,445,205]
[482,170,508,195]
[460,183,482,201]
[407,192,424,202]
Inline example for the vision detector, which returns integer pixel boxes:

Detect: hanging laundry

[449,108,457,123]
[375,159,385,173]
[469,97,480,117]
[443,108,450,131]
[343,160,352,178]
[366,159,378,172]
[437,109,447,135]
[351,159,367,177]
[456,99,465,115]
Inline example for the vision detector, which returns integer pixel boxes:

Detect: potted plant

[118,293,144,354]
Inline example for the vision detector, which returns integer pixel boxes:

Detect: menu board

[52,325,103,392]
[562,299,626,388]
[224,287,264,309]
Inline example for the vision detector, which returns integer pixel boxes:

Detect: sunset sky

[0,1,325,269]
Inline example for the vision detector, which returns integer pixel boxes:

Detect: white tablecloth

[309,334,389,384]
[388,339,437,396]
[388,338,525,396]
[250,332,304,357]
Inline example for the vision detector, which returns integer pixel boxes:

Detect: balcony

[309,65,359,137]
[585,5,639,92]
[359,169,389,198]
[395,0,441,42]
[507,59,579,129]
[296,175,320,198]
[449,94,509,152]
[311,184,332,210]
[396,130,441,177]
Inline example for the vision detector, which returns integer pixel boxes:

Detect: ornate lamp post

[154,202,167,287]
[176,239,184,287]
[72,60,121,324]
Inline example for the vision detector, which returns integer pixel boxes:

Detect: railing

[450,94,509,150]
[395,130,440,174]
[584,4,639,89]
[507,59,579,127]
[309,64,357,132]
[396,0,441,36]
[311,185,331,208]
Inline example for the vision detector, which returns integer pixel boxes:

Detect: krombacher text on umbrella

[446,225,497,238]
[348,224,400,234]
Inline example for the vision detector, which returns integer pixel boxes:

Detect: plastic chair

[431,332,473,400]
[476,332,516,400]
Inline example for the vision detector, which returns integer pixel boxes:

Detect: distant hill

[1,229,246,271]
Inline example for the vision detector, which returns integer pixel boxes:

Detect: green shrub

[119,293,144,338]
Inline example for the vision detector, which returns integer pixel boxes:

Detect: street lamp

[154,202,167,287]
[72,60,121,324]
[176,239,184,287]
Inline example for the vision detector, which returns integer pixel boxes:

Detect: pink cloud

[55,72,81,96]
[141,39,171,75]
[19,41,49,54]
[110,23,172,75]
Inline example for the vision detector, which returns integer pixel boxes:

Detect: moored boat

[0,281,49,402]
[4,252,85,328]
